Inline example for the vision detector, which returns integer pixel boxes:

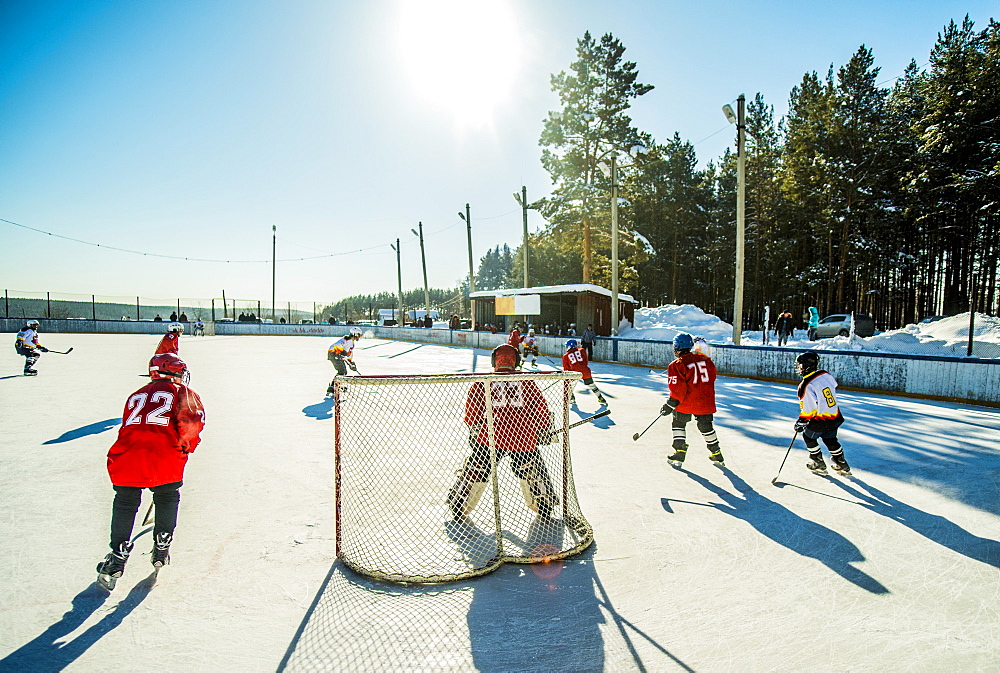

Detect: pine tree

[538,31,652,284]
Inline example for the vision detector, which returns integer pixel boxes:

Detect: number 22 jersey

[106,379,206,487]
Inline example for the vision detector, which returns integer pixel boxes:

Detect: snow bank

[621,305,999,358]
[618,304,734,342]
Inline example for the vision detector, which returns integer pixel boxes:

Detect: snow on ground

[621,305,1000,357]
[1,333,998,672]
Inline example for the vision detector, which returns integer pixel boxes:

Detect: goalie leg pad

[446,451,491,517]
[511,453,558,515]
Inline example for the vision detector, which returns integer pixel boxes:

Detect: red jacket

[154,332,179,355]
[666,352,717,415]
[107,379,205,487]
[507,329,522,348]
[464,375,550,452]
[562,347,592,380]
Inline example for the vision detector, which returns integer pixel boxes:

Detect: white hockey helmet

[349,326,363,338]
[26,319,40,329]
[168,322,184,333]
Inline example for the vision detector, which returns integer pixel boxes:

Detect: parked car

[815,313,875,338]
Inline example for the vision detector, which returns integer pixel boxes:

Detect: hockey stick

[44,347,74,355]
[770,431,799,485]
[632,412,664,442]
[567,408,610,430]
[142,502,154,526]
[545,409,611,441]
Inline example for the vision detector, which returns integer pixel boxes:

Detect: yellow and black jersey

[797,370,844,431]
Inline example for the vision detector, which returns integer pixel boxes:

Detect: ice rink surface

[1,333,998,673]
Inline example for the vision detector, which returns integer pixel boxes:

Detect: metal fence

[1,289,319,324]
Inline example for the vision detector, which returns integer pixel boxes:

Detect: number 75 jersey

[106,379,206,487]
[666,352,717,415]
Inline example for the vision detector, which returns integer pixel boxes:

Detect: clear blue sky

[1,0,994,307]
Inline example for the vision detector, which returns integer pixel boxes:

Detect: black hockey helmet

[795,351,819,375]
[491,344,521,371]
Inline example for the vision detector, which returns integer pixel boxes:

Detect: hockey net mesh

[335,371,593,583]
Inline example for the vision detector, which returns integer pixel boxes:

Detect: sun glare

[396,0,521,127]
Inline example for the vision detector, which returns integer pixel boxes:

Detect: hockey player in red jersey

[507,325,523,353]
[447,344,559,520]
[660,332,725,468]
[562,339,607,406]
[794,351,851,476]
[154,322,183,356]
[96,353,205,590]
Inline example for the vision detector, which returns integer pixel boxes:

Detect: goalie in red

[447,344,559,520]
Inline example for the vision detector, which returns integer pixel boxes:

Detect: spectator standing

[581,324,596,360]
[775,312,794,347]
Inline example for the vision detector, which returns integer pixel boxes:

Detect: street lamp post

[458,204,475,327]
[271,225,276,322]
[411,223,431,325]
[609,153,619,335]
[598,145,643,336]
[723,94,746,345]
[390,239,403,326]
[512,187,530,288]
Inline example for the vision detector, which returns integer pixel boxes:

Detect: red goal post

[335,371,593,583]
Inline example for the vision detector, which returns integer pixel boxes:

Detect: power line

[1,217,392,263]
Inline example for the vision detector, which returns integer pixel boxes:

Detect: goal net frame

[335,371,594,584]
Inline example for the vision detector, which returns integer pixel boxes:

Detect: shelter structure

[470,284,636,336]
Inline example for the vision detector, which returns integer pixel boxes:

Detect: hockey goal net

[335,371,593,583]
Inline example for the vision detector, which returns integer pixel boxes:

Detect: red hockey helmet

[491,344,521,371]
[149,353,188,380]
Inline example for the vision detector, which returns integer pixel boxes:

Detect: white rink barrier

[4,319,996,405]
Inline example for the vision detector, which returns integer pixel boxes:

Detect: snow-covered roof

[470,283,636,303]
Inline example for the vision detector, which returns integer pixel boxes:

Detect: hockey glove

[660,403,676,416]
[38,346,49,352]
[346,360,358,372]
[793,419,809,433]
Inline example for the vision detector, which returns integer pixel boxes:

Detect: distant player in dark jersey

[96,353,205,590]
[660,332,724,468]
[447,344,559,520]
[794,351,851,476]
[562,339,607,406]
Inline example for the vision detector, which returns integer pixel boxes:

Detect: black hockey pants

[671,412,720,451]
[110,481,182,551]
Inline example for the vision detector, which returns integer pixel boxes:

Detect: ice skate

[667,446,687,469]
[569,395,577,406]
[96,541,133,590]
[831,456,852,476]
[596,394,607,405]
[805,457,828,476]
[708,447,725,468]
[24,369,38,376]
[151,532,172,568]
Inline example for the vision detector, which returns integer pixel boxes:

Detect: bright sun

[396,0,521,127]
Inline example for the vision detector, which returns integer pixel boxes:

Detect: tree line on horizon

[335,17,999,330]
